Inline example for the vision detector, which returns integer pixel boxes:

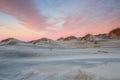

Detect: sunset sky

[0,0,120,41]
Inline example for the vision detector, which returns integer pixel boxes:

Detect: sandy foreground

[0,40,120,80]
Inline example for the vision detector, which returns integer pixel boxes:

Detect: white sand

[0,40,120,80]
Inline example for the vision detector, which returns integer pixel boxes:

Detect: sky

[0,0,120,41]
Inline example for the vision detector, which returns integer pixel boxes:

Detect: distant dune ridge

[0,38,24,45]
[28,38,57,45]
[0,28,120,45]
[29,38,52,44]
[81,34,95,41]
[95,34,109,39]
[57,36,80,41]
[81,34,109,41]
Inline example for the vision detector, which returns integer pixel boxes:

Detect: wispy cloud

[0,0,46,31]
[0,24,12,30]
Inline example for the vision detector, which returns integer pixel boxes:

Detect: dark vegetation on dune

[109,28,120,39]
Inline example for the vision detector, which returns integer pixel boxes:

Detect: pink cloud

[0,0,46,31]
[0,0,119,40]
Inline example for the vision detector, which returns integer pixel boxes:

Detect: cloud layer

[0,0,46,31]
[0,0,120,40]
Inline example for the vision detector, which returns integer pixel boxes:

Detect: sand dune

[0,39,120,80]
